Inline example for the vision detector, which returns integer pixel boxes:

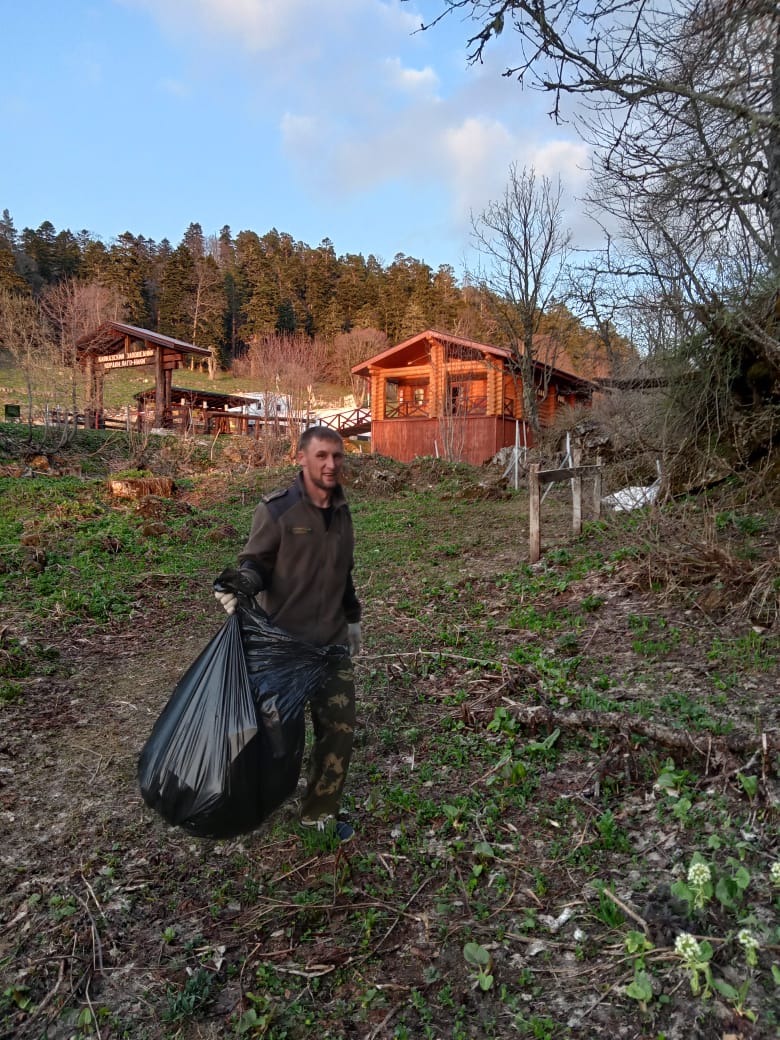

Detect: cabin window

[446,377,487,415]
[384,379,429,418]
[384,380,399,418]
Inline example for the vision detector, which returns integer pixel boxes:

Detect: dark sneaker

[334,819,354,843]
[300,814,354,843]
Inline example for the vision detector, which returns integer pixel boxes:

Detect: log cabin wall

[371,415,531,464]
[537,386,557,426]
[370,367,386,420]
[431,339,446,416]
[486,364,504,415]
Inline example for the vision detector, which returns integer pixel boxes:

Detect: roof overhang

[351,328,598,390]
[76,321,212,360]
[351,329,511,378]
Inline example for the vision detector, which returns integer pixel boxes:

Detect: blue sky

[2,0,594,276]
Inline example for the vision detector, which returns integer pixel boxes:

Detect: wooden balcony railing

[385,402,430,418]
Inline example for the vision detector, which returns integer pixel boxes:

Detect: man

[214,426,361,842]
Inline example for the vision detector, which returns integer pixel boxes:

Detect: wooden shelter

[75,322,212,429]
[351,329,598,465]
[133,386,292,436]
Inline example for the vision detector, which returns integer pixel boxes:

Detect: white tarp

[603,478,660,511]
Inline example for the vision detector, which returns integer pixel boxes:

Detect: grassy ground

[0,426,778,1040]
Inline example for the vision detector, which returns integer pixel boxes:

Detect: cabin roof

[351,328,599,389]
[350,329,510,376]
[76,321,212,358]
[134,385,253,406]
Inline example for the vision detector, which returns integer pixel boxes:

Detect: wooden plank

[592,468,602,520]
[537,465,601,484]
[571,446,582,535]
[529,464,541,564]
[572,473,582,535]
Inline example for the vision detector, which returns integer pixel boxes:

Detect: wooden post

[163,367,172,421]
[430,339,445,417]
[94,364,104,428]
[593,463,602,521]
[84,355,94,429]
[572,473,583,535]
[571,446,582,536]
[154,346,164,427]
[529,463,541,564]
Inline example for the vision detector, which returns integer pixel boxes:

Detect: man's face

[298,436,344,495]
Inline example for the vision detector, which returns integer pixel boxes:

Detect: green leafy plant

[671,854,713,913]
[624,931,655,1009]
[625,965,654,1011]
[674,932,714,997]
[714,859,751,910]
[463,941,494,991]
[161,968,215,1023]
[737,772,759,801]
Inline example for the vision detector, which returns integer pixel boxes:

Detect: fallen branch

[500,700,779,767]
[600,887,649,934]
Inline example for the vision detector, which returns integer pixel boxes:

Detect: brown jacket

[238,472,361,646]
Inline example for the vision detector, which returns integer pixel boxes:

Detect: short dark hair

[297,425,344,452]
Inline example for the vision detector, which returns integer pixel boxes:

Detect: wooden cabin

[351,329,598,465]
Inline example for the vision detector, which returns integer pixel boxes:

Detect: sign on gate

[97,349,155,369]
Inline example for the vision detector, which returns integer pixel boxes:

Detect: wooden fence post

[529,461,602,564]
[529,463,541,564]
[593,463,602,521]
[571,446,583,536]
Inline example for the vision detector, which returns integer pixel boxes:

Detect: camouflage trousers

[300,654,355,820]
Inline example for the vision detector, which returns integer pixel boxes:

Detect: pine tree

[158,244,196,341]
[0,211,26,293]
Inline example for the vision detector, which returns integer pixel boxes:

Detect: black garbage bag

[138,603,343,839]
[237,602,344,819]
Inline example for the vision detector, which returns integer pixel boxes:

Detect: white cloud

[116,0,599,254]
[118,0,418,55]
[442,116,517,219]
[443,119,591,218]
[280,113,321,161]
[118,0,311,51]
[529,140,590,187]
[383,56,439,95]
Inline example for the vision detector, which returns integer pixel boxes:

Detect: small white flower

[770,861,780,887]
[687,861,711,888]
[737,928,759,951]
[674,932,701,961]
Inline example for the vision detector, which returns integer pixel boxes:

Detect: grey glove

[214,589,238,615]
[347,622,362,657]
